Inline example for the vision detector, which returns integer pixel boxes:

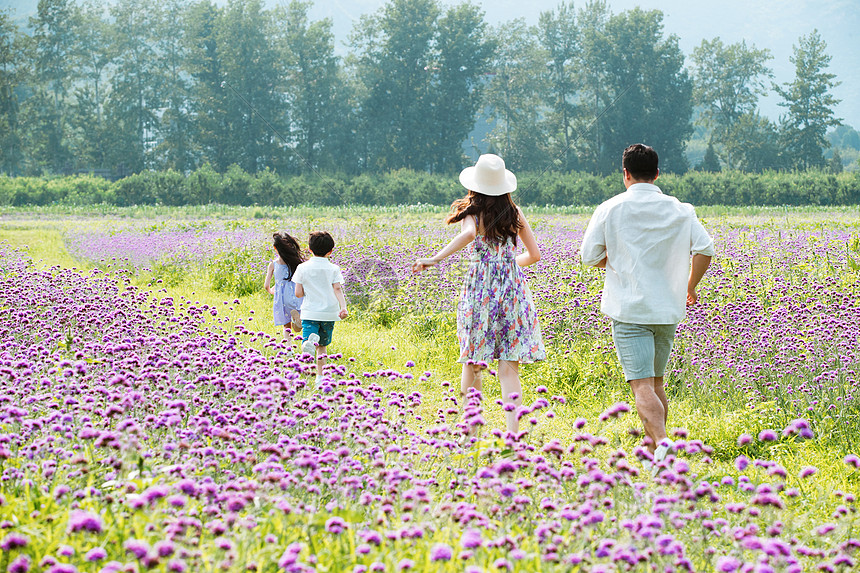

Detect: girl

[264,231,304,338]
[412,154,545,438]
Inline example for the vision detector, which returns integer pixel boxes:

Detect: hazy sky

[305,0,860,128]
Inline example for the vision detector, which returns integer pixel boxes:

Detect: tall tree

[0,9,24,175]
[217,0,282,174]
[775,30,842,170]
[537,1,579,171]
[106,0,160,173]
[574,0,611,172]
[274,0,343,173]
[26,0,80,174]
[483,18,548,172]
[68,0,112,170]
[349,0,440,171]
[153,0,193,172]
[690,38,772,169]
[724,112,783,172]
[183,0,227,170]
[428,2,494,173]
[582,7,693,174]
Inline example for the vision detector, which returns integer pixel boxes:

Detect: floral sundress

[456,232,546,364]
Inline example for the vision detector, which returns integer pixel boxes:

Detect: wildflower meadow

[1,205,859,573]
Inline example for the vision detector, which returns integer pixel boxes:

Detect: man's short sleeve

[690,216,715,257]
[579,206,608,266]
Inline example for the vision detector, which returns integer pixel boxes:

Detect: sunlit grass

[4,205,858,552]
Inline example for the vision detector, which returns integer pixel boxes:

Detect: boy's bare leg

[316,345,327,378]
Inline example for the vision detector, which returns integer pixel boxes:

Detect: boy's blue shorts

[302,320,334,347]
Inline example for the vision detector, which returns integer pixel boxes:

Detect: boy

[292,231,349,387]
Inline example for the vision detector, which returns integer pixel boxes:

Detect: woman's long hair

[445,191,521,243]
[273,232,304,277]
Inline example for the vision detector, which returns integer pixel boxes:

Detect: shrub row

[1,165,858,207]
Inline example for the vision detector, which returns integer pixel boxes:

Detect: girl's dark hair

[273,231,304,276]
[445,191,521,243]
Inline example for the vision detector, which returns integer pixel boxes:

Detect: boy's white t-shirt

[291,256,345,321]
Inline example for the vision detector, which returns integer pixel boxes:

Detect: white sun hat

[458,154,517,196]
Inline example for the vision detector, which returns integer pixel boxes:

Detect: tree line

[2,167,857,207]
[0,0,845,179]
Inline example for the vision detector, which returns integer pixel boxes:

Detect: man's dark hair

[308,231,335,256]
[622,144,659,181]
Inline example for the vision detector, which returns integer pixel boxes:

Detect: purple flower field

[1,211,858,572]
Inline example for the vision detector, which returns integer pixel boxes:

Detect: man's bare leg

[629,376,668,453]
[654,376,668,427]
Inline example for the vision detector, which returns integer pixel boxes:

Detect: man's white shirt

[579,183,715,325]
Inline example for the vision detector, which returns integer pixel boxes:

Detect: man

[579,143,714,472]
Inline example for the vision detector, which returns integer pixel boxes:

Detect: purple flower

[155,540,176,557]
[758,429,778,442]
[143,485,169,505]
[325,517,347,534]
[397,559,414,571]
[8,555,30,573]
[67,510,103,534]
[736,433,753,446]
[735,455,750,471]
[85,548,107,562]
[799,466,817,479]
[599,402,630,421]
[461,528,483,549]
[360,530,382,546]
[844,454,860,468]
[0,532,29,550]
[124,539,150,560]
[278,543,303,568]
[716,556,742,572]
[430,544,453,562]
[96,562,123,573]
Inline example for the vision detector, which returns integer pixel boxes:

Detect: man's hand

[338,308,348,319]
[686,289,698,306]
[687,254,712,306]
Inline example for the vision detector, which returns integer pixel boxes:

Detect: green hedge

[1,165,858,207]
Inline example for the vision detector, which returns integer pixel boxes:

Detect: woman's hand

[412,258,437,273]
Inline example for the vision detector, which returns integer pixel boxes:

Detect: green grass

[0,220,87,269]
[3,206,858,524]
